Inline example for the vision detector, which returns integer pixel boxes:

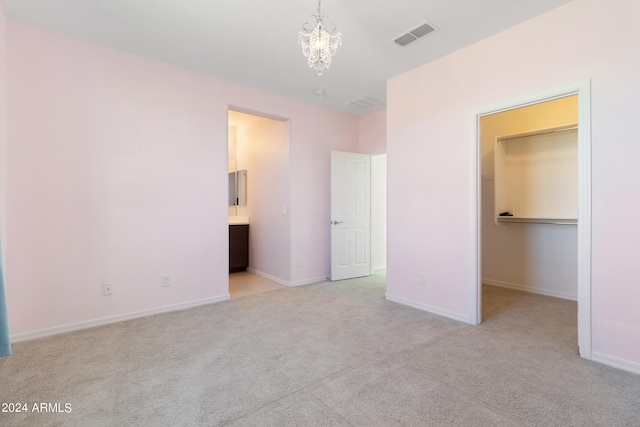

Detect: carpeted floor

[1,272,639,426]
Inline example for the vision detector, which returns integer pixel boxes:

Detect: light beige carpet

[1,272,639,426]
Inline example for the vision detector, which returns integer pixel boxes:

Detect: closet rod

[498,124,578,142]
[497,217,577,225]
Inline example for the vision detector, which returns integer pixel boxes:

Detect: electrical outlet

[161,274,171,287]
[297,258,303,267]
[418,273,426,286]
[103,282,113,296]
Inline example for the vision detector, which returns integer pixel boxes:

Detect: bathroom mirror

[228,169,247,206]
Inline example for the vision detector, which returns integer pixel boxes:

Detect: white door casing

[330,151,371,281]
[472,81,592,359]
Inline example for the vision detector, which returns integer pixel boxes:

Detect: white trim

[576,81,593,360]
[482,279,577,301]
[471,80,592,359]
[469,109,482,325]
[385,293,472,324]
[247,268,327,287]
[10,295,230,343]
[244,268,292,287]
[246,268,290,286]
[591,352,640,376]
[288,275,328,287]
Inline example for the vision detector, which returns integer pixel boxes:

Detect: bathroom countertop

[229,216,250,225]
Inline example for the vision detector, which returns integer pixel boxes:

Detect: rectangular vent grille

[411,22,435,38]
[393,21,436,47]
[348,96,383,109]
[394,33,417,47]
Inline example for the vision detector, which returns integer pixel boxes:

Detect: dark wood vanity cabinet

[229,224,249,272]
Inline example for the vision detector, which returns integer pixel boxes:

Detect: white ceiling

[2,0,573,116]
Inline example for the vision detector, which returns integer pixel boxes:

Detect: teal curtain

[0,239,11,357]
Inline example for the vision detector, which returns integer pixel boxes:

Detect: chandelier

[298,0,342,76]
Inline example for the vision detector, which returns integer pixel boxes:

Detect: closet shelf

[494,125,578,225]
[496,217,577,225]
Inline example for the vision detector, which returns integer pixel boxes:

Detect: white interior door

[330,151,371,281]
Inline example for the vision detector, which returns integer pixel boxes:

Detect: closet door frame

[470,80,592,360]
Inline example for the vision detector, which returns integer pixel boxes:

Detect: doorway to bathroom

[228,108,291,298]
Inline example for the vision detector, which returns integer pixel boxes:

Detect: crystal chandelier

[298,0,342,76]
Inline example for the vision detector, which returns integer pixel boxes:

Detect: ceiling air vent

[393,21,436,47]
[348,96,383,109]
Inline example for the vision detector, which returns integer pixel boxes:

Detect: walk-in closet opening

[478,94,584,351]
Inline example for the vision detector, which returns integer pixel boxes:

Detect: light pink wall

[358,109,386,155]
[6,20,358,335]
[285,112,358,284]
[6,21,229,335]
[387,0,640,366]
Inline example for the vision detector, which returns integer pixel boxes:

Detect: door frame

[227,106,292,290]
[469,80,592,359]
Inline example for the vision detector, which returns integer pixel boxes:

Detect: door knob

[331,220,344,225]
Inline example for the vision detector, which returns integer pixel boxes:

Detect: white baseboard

[385,293,472,324]
[482,278,577,301]
[10,294,230,343]
[247,268,327,288]
[288,275,328,287]
[246,268,290,287]
[591,352,640,376]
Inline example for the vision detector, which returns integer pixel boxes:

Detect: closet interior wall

[481,95,579,301]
